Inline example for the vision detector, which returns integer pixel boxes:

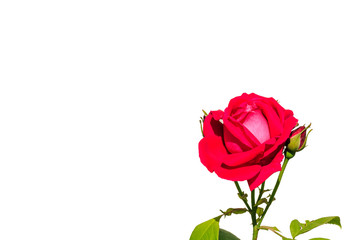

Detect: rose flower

[199,93,298,190]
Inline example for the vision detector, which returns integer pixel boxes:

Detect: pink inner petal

[243,109,270,144]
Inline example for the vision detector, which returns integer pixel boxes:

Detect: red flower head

[199,93,298,191]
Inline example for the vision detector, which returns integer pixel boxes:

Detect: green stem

[235,154,291,240]
[234,181,252,212]
[250,190,257,227]
[251,190,255,207]
[257,157,290,226]
[252,225,259,240]
[234,182,258,239]
[251,190,259,240]
[256,182,265,204]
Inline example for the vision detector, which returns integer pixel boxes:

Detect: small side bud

[286,123,312,157]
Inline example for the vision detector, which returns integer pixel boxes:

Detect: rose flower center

[241,104,270,144]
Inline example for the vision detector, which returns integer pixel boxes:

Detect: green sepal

[285,150,295,159]
[199,110,208,137]
[199,119,204,137]
[298,126,312,151]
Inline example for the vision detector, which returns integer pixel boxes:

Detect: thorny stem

[251,189,259,240]
[235,156,291,240]
[256,182,265,204]
[234,181,252,212]
[258,157,290,227]
[251,190,257,227]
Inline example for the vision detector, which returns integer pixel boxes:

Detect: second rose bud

[286,124,312,158]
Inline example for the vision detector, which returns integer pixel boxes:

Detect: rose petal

[264,137,277,151]
[278,115,298,143]
[215,164,262,182]
[223,124,252,153]
[226,93,264,112]
[284,109,295,120]
[269,97,286,123]
[226,93,248,111]
[261,115,298,162]
[211,110,224,121]
[247,150,284,191]
[261,144,283,166]
[242,109,271,144]
[198,135,228,172]
[256,101,283,137]
[221,144,265,167]
[203,111,224,137]
[223,118,260,153]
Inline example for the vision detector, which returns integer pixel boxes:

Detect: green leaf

[290,219,301,238]
[309,238,330,240]
[290,216,341,238]
[219,228,240,240]
[256,207,264,217]
[259,226,291,239]
[237,192,248,200]
[259,225,280,232]
[231,208,247,215]
[254,198,268,207]
[220,208,247,217]
[190,218,220,240]
[298,216,341,235]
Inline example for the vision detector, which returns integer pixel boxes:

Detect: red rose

[199,93,298,191]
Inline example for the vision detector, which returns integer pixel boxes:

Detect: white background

[0,1,359,239]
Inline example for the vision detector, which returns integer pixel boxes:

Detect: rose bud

[286,124,312,156]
